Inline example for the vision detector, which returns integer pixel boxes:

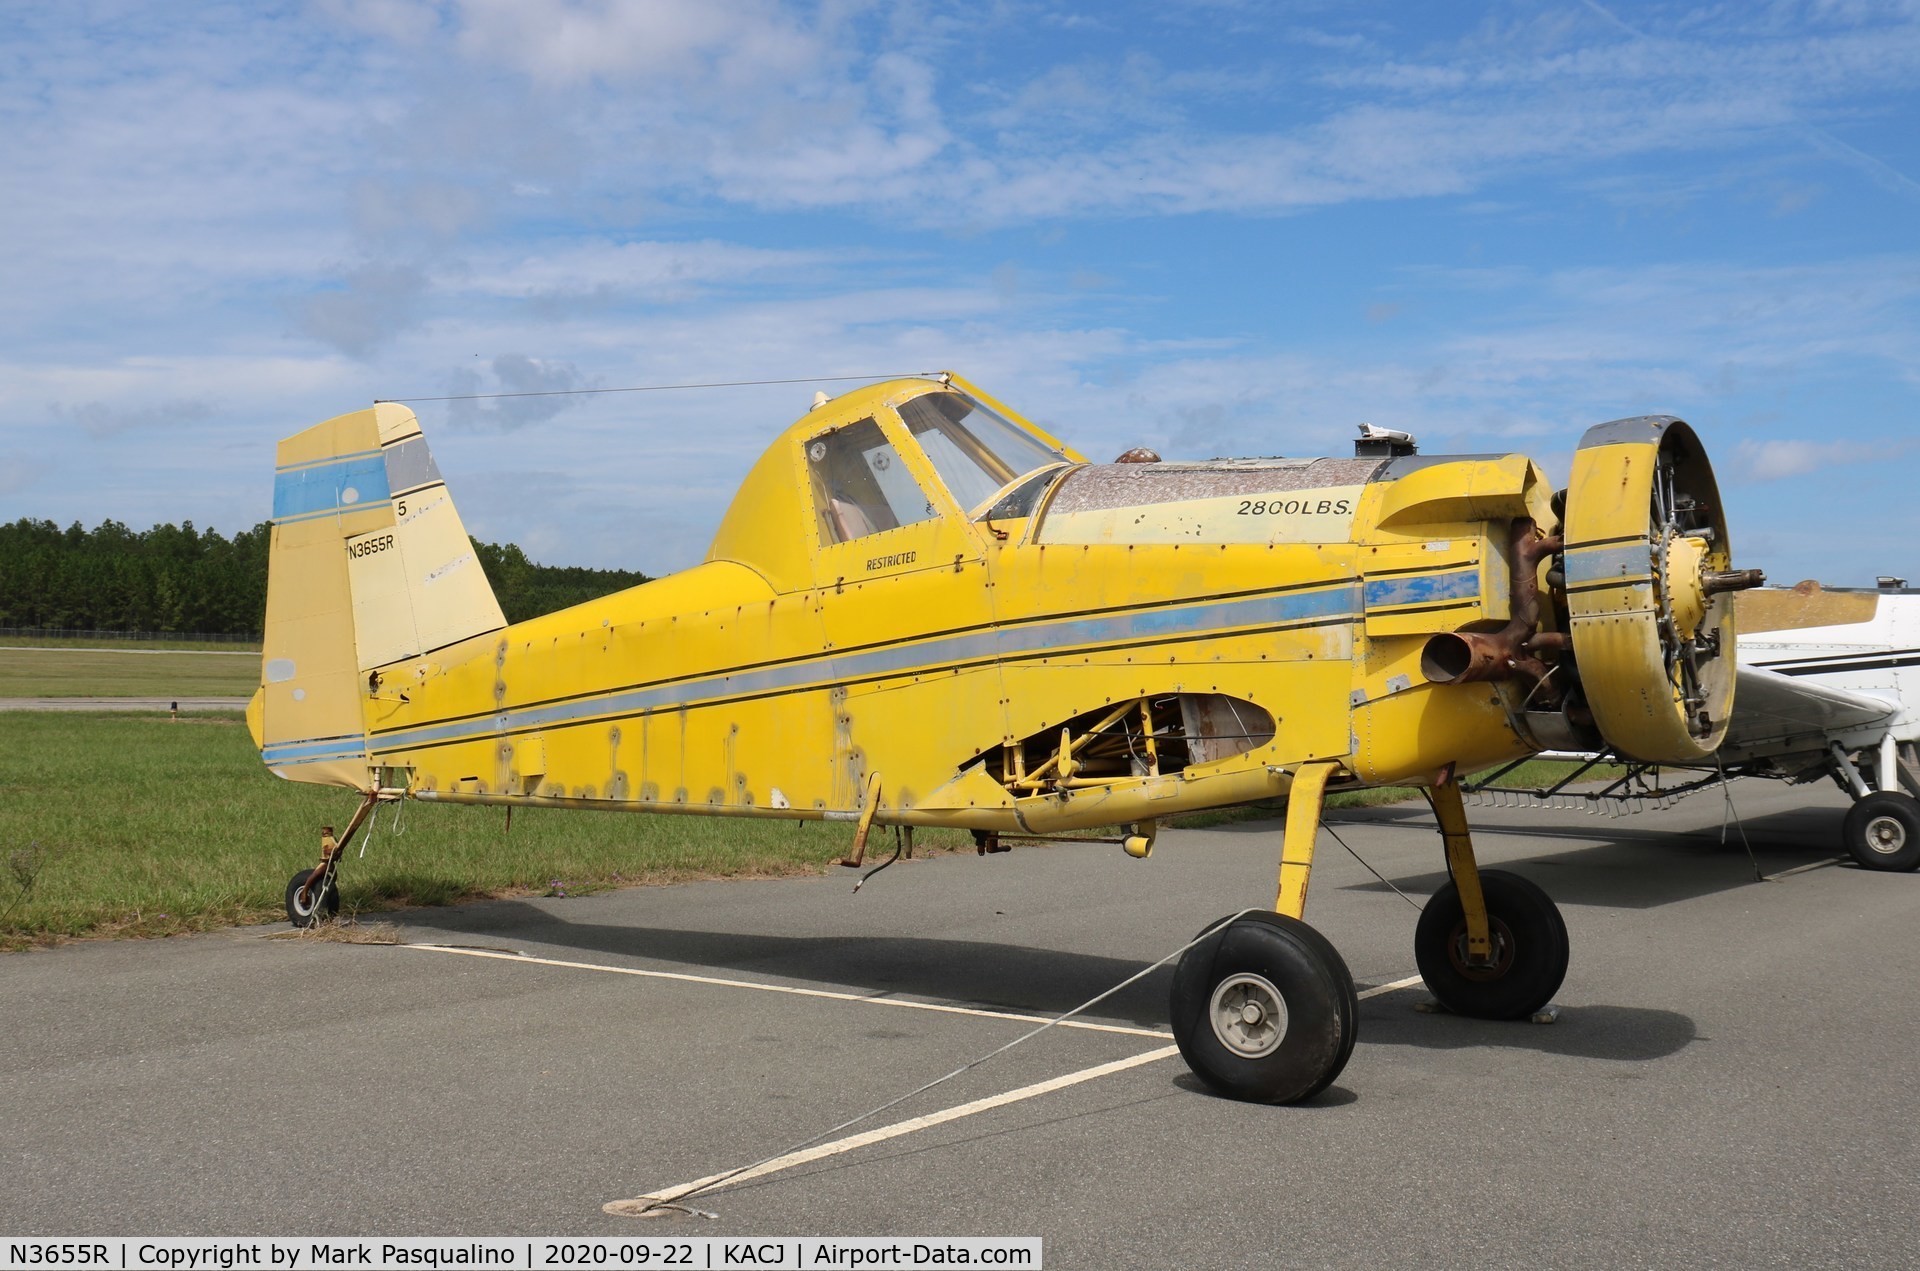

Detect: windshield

[896,391,1065,514]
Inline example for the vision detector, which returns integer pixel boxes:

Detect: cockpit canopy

[809,390,1069,544]
[706,378,1080,590]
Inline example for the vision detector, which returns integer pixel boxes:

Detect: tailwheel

[1415,869,1568,1019]
[1169,912,1358,1104]
[1842,791,1920,872]
[285,869,340,928]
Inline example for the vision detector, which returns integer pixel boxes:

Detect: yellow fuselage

[256,377,1561,835]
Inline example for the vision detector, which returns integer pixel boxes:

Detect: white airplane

[1467,578,1920,872]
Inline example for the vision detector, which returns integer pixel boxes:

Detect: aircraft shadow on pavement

[397,901,1178,1029]
[1336,804,1851,910]
[1357,997,1697,1062]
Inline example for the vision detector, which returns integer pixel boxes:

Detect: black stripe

[1364,599,1478,619]
[1771,655,1920,677]
[1565,534,1648,551]
[1753,646,1920,669]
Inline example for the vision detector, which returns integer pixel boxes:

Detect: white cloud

[457,239,848,301]
[449,0,824,89]
[52,399,215,440]
[1736,437,1896,480]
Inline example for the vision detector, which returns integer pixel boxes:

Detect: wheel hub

[1865,814,1908,855]
[1209,972,1288,1058]
[1447,915,1517,982]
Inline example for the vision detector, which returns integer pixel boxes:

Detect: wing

[1716,664,1898,768]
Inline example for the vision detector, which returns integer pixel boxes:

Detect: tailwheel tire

[1169,912,1358,1104]
[1843,792,1920,872]
[285,870,341,928]
[1415,869,1568,1020]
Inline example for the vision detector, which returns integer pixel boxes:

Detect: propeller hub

[1664,533,1711,639]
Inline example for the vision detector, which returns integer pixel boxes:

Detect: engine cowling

[1559,416,1762,763]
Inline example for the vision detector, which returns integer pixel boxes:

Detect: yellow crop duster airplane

[250,373,1761,1103]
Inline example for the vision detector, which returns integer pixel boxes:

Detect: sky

[2,0,1917,584]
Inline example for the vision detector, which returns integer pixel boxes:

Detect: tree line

[0,518,652,634]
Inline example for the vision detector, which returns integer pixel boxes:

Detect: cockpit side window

[897,392,1065,515]
[807,417,938,546]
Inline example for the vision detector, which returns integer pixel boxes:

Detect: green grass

[0,646,259,697]
[0,711,982,950]
[0,634,261,652]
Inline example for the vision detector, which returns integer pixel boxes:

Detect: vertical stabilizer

[257,403,505,786]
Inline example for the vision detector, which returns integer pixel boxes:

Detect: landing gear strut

[1415,780,1569,1019]
[285,792,378,928]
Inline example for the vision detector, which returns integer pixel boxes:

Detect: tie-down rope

[604,906,1262,1219]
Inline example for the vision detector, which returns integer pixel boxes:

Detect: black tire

[1843,792,1920,872]
[285,869,340,928]
[1170,912,1357,1104]
[1415,869,1568,1020]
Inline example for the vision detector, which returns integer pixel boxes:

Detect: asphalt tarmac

[4,779,1917,1268]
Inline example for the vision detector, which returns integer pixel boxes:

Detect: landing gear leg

[285,791,378,928]
[1171,763,1358,1103]
[836,772,885,868]
[1415,778,1569,1018]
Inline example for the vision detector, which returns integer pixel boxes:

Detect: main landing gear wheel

[1414,869,1568,1020]
[1842,792,1920,872]
[1170,912,1358,1104]
[285,870,340,928]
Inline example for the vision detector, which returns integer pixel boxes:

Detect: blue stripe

[263,582,1362,767]
[267,736,363,759]
[272,452,392,522]
[1363,568,1479,610]
[263,736,368,764]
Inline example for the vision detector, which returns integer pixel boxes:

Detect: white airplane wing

[1715,664,1897,767]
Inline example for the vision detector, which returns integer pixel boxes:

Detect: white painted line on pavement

[608,1044,1184,1214]
[402,942,1175,1038]
[609,972,1428,1213]
[408,943,1426,1033]
[1761,857,1844,881]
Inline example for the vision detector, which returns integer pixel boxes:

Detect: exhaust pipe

[1420,519,1562,690]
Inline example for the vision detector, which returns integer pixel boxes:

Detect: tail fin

[252,402,505,785]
